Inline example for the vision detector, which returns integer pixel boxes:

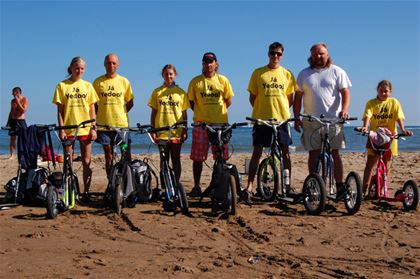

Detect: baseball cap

[202,52,217,62]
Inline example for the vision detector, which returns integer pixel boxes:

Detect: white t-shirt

[297,65,351,118]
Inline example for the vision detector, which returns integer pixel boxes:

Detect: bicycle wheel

[46,185,59,219]
[228,173,238,215]
[177,182,189,215]
[344,171,362,215]
[402,180,419,211]
[111,164,124,215]
[302,173,326,215]
[256,157,278,201]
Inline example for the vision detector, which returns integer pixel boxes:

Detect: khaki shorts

[301,119,346,151]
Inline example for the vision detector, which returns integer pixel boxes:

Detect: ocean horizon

[1,125,419,156]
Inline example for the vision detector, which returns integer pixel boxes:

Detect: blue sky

[1,0,419,126]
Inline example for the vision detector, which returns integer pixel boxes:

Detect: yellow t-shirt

[363,97,405,156]
[52,79,98,136]
[248,66,298,120]
[93,74,134,128]
[148,84,189,140]
[188,73,234,123]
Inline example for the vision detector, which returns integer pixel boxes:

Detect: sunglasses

[269,51,283,57]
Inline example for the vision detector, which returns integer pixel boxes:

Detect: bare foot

[9,156,14,160]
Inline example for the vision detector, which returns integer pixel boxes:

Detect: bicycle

[192,121,248,216]
[97,123,158,215]
[300,114,362,215]
[247,117,326,215]
[139,121,189,215]
[355,127,418,210]
[46,119,95,219]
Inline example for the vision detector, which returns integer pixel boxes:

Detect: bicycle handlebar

[96,123,139,133]
[246,117,296,129]
[191,121,248,133]
[146,121,187,133]
[300,114,357,125]
[55,119,96,131]
[354,127,408,139]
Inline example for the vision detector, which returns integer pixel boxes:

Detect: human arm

[397,118,413,136]
[249,93,256,107]
[150,108,158,142]
[293,90,303,132]
[339,88,350,119]
[14,95,28,114]
[181,110,188,142]
[126,99,134,112]
[89,103,97,141]
[361,116,370,133]
[57,104,66,140]
[224,97,232,108]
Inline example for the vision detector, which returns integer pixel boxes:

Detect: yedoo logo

[65,87,86,99]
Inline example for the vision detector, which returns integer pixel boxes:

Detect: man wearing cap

[187,52,234,197]
[245,42,298,202]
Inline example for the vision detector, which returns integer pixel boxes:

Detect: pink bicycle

[355,128,418,210]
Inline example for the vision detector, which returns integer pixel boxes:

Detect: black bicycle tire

[177,182,189,215]
[229,173,238,215]
[46,185,59,219]
[344,171,362,215]
[302,173,326,215]
[256,157,279,201]
[402,180,419,210]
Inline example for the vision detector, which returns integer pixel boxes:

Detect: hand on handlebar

[402,129,413,136]
[339,110,349,120]
[294,119,302,133]
[90,128,97,141]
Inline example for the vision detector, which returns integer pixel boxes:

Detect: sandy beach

[0,152,419,278]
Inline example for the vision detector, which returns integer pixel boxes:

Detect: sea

[1,126,419,155]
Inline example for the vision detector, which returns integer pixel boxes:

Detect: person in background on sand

[244,42,298,202]
[6,87,28,159]
[293,42,352,199]
[148,64,188,184]
[52,56,98,203]
[93,53,134,176]
[361,80,412,198]
[187,52,234,197]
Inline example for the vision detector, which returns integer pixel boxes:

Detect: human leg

[332,149,343,184]
[9,135,16,159]
[362,154,378,195]
[103,144,113,176]
[189,126,208,196]
[170,142,182,184]
[246,146,263,193]
[308,149,321,173]
[80,140,93,194]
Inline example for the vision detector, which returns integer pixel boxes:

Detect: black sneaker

[336,183,346,201]
[78,192,91,204]
[188,186,202,197]
[240,190,252,204]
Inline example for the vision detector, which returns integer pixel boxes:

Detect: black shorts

[252,124,292,148]
[8,119,27,136]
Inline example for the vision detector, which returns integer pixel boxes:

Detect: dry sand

[0,152,419,278]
